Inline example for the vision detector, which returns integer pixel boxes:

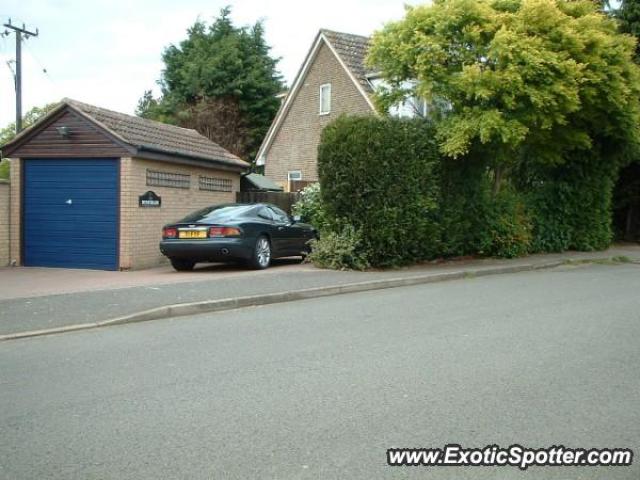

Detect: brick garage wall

[0,180,9,267]
[9,159,20,266]
[265,42,374,188]
[119,157,240,270]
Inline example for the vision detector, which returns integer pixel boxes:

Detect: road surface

[1,262,639,479]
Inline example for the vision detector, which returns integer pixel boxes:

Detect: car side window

[268,206,290,224]
[257,207,274,221]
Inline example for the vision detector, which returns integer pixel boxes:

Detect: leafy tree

[368,0,640,193]
[136,90,163,120]
[0,103,58,179]
[618,0,640,60]
[137,7,284,163]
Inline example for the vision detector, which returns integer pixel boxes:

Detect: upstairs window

[319,83,332,115]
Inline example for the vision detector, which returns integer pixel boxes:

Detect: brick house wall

[265,42,374,188]
[119,157,238,270]
[0,180,9,267]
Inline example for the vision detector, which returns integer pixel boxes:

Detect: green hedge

[522,159,616,252]
[312,116,615,269]
[318,116,441,266]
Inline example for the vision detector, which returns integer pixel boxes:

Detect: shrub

[437,158,532,258]
[436,157,493,257]
[313,114,615,270]
[307,224,370,271]
[524,160,615,252]
[292,183,327,230]
[0,160,9,180]
[482,189,532,258]
[318,116,441,267]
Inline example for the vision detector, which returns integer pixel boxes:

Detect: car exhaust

[221,248,230,255]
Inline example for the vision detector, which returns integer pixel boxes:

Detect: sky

[0,0,423,129]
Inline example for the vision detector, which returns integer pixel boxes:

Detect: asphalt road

[1,263,639,479]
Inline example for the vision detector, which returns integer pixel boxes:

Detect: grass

[561,256,634,267]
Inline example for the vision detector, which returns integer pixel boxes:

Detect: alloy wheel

[257,238,271,267]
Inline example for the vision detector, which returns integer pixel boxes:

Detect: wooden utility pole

[3,19,39,134]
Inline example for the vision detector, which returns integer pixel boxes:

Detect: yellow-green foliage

[368,0,640,169]
[366,0,640,256]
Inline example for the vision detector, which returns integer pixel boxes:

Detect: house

[256,29,425,191]
[1,98,249,270]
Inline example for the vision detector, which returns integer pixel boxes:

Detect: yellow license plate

[179,230,207,239]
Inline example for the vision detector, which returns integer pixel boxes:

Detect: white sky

[0,0,422,129]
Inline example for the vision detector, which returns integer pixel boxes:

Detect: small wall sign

[139,191,161,207]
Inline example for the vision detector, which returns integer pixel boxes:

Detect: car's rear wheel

[170,258,195,271]
[249,235,271,269]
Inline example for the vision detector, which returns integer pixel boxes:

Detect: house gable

[260,34,376,186]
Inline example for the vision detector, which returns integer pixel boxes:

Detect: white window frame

[287,170,303,181]
[319,83,332,115]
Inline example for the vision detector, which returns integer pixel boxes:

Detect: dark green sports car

[159,203,317,271]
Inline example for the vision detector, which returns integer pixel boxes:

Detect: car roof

[203,202,287,212]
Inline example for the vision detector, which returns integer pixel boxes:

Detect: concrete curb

[0,259,577,342]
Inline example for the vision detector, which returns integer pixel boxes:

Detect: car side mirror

[292,215,301,223]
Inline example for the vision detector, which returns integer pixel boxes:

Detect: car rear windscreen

[178,205,255,224]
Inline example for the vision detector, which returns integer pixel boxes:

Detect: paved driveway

[0,259,311,300]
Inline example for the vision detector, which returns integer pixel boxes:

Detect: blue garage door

[23,158,119,270]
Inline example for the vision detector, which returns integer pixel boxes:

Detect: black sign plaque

[139,191,162,208]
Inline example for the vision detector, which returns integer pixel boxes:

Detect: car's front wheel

[249,235,271,269]
[170,258,195,271]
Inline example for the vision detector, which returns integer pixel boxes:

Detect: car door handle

[277,226,284,231]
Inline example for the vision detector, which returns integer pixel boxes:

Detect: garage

[2,98,249,270]
[23,158,119,269]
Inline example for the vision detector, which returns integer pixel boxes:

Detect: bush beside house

[301,115,627,269]
[302,116,535,268]
[317,117,441,267]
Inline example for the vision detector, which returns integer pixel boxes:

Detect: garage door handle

[66,199,73,205]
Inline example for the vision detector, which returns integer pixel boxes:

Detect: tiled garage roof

[65,99,249,168]
[1,98,249,170]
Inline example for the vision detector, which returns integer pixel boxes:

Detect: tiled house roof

[320,29,373,94]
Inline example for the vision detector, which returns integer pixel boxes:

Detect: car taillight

[209,226,241,237]
[163,227,178,239]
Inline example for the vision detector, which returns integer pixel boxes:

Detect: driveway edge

[0,259,576,342]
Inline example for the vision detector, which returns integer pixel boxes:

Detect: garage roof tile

[63,99,249,169]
